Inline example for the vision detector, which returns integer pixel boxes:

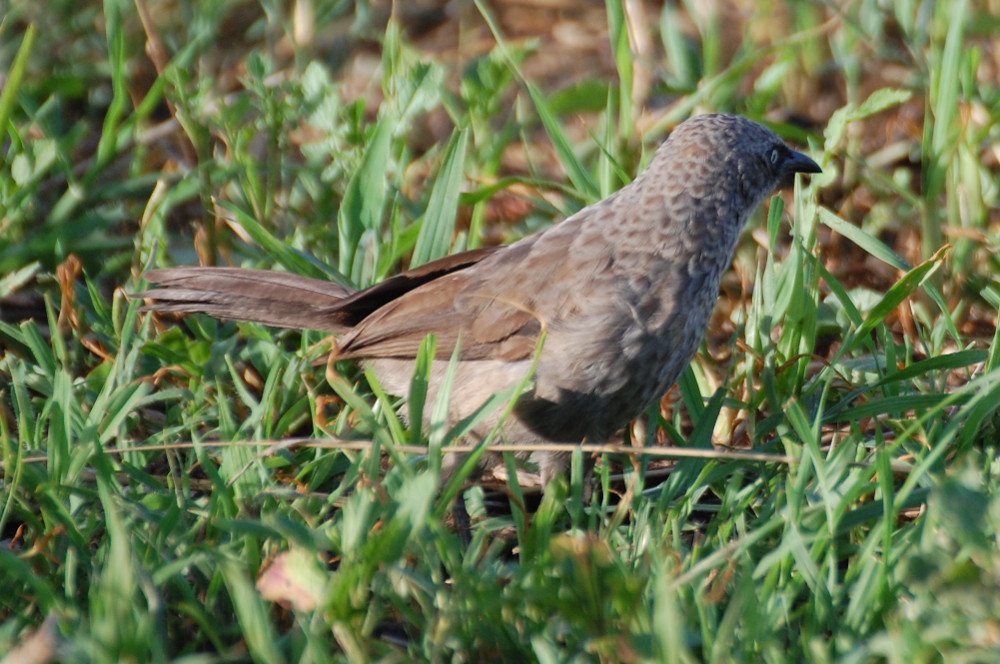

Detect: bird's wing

[336,224,617,362]
[335,256,543,361]
[326,247,499,324]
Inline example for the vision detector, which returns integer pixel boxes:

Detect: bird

[137,113,821,485]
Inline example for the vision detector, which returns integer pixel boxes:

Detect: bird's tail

[136,267,357,332]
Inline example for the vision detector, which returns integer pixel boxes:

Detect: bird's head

[657,113,821,217]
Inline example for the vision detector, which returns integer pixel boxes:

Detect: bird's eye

[769,148,780,165]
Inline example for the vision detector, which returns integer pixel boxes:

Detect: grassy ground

[2,0,1000,661]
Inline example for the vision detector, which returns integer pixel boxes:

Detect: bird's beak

[785,149,822,175]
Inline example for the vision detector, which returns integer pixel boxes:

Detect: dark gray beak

[785,149,822,175]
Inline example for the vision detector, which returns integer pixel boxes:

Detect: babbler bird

[138,113,821,484]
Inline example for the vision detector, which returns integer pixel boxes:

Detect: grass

[2,0,1000,661]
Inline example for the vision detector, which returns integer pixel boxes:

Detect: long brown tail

[137,267,357,332]
[137,247,501,333]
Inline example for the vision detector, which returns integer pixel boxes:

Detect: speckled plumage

[139,114,821,483]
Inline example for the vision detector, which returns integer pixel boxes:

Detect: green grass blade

[338,112,394,284]
[411,128,470,266]
[214,200,346,282]
[0,24,36,140]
